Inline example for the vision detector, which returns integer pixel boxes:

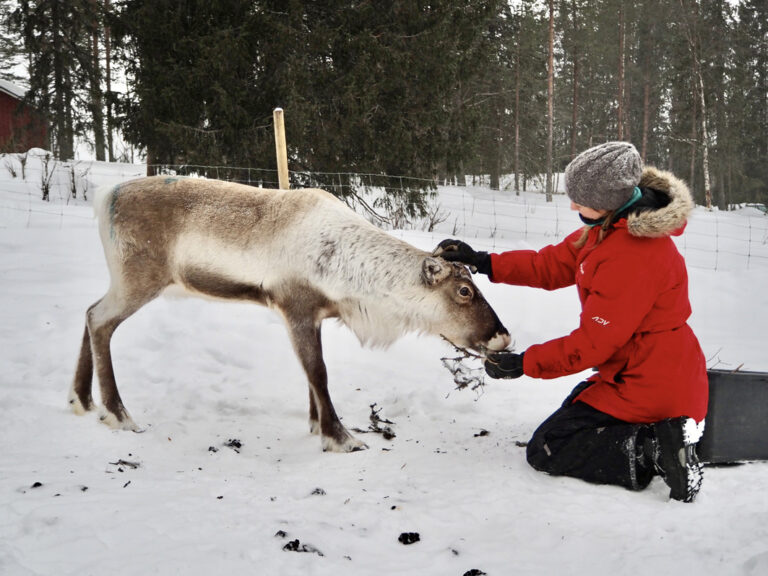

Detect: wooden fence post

[273,108,289,189]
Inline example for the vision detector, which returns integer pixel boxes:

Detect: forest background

[1,0,766,211]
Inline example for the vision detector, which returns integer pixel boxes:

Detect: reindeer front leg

[284,316,367,453]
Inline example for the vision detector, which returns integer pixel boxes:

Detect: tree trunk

[695,64,713,209]
[570,0,579,159]
[90,0,105,161]
[51,2,73,160]
[514,22,520,195]
[490,165,500,191]
[617,3,625,140]
[489,67,502,191]
[624,75,632,143]
[679,0,712,209]
[146,146,156,176]
[641,50,650,161]
[105,0,115,162]
[456,157,467,187]
[546,0,554,201]
[689,89,697,200]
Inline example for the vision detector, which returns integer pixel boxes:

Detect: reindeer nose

[487,330,511,351]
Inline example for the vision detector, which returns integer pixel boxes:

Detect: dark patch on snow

[398,532,420,545]
[224,438,242,452]
[282,539,324,557]
[109,458,140,472]
[276,530,323,556]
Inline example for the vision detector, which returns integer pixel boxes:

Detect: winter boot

[646,417,705,503]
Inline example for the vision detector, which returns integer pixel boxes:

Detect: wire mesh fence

[3,156,767,272]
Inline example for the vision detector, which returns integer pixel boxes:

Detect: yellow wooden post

[273,108,289,189]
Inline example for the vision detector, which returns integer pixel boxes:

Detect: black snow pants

[526,381,655,491]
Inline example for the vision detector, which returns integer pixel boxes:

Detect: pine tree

[0,0,25,85]
[507,1,548,191]
[114,0,262,172]
[10,0,102,160]
[95,0,767,207]
[733,0,768,205]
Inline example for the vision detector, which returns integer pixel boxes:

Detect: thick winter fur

[71,176,510,452]
[628,167,694,238]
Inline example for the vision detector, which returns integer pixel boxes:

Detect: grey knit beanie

[565,142,643,211]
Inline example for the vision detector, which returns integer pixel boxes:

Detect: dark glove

[484,351,525,379]
[433,239,492,275]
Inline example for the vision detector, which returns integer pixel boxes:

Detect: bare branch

[351,403,395,440]
[440,335,487,392]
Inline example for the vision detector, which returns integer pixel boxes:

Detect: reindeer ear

[421,257,452,286]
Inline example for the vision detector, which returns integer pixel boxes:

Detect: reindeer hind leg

[69,321,96,414]
[86,284,160,431]
[308,389,320,435]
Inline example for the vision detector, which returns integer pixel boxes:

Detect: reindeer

[70,176,511,452]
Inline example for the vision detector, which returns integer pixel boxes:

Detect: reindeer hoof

[67,390,94,415]
[309,419,321,436]
[321,434,368,453]
[98,406,140,432]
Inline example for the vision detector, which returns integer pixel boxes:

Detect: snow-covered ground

[1,151,767,576]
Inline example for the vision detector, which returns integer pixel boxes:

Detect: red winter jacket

[489,167,708,423]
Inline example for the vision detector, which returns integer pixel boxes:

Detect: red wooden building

[0,79,48,152]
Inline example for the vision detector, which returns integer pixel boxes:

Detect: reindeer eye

[459,286,472,298]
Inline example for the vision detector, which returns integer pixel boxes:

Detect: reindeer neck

[313,224,427,295]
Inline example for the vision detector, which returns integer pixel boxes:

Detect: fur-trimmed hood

[626,166,694,238]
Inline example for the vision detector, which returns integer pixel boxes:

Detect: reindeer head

[421,257,510,352]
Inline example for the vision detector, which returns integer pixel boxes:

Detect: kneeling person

[436,142,708,502]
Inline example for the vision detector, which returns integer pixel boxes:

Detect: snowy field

[1,151,767,576]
